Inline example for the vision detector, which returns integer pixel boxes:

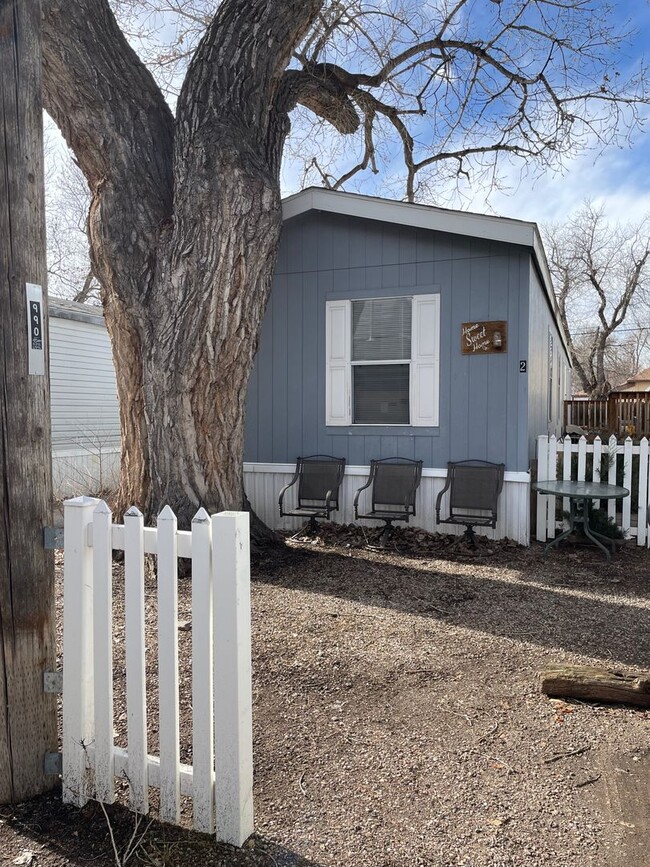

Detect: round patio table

[533,479,629,560]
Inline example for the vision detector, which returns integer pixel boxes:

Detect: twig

[440,705,473,726]
[98,801,121,867]
[477,720,499,742]
[298,771,307,797]
[475,751,516,774]
[543,745,591,764]
[575,774,601,788]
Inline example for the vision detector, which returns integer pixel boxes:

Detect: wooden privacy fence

[536,435,650,547]
[62,496,253,847]
[564,394,650,437]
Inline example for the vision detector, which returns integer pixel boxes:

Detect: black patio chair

[353,457,423,547]
[435,459,505,546]
[278,455,346,530]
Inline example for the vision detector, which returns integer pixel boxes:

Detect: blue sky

[468,0,650,225]
[277,0,650,227]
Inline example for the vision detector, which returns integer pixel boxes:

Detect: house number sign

[26,283,45,375]
[461,320,507,355]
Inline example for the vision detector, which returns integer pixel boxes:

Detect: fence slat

[592,436,602,511]
[622,437,633,533]
[562,436,572,529]
[546,436,558,537]
[191,508,214,834]
[157,506,180,824]
[607,436,618,522]
[536,435,550,541]
[577,436,587,481]
[124,507,148,814]
[62,496,100,806]
[93,501,115,804]
[638,438,648,547]
[213,511,254,848]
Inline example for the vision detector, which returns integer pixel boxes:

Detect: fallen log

[540,665,650,708]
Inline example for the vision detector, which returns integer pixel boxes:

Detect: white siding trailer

[49,299,120,497]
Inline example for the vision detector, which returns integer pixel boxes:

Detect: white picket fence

[62,496,253,847]
[536,435,650,547]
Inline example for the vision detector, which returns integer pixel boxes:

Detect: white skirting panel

[53,446,121,499]
[244,463,531,546]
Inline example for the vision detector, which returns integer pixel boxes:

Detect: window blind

[352,298,412,361]
[353,364,410,424]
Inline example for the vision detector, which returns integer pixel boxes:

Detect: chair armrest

[324,489,334,511]
[353,477,373,517]
[278,471,300,513]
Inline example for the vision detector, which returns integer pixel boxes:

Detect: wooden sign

[461,320,507,355]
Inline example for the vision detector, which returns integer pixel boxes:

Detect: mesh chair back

[372,460,422,512]
[448,462,504,513]
[297,457,345,506]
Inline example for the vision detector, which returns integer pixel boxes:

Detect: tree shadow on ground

[254,541,650,669]
[0,790,323,867]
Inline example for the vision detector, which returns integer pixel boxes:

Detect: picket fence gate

[536,435,650,547]
[62,496,253,847]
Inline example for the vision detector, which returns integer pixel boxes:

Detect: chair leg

[308,516,318,532]
[380,522,392,548]
[463,525,478,548]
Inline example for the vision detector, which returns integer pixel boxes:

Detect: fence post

[62,496,101,806]
[212,511,253,847]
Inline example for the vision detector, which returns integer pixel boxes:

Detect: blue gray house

[48,188,570,544]
[243,188,571,543]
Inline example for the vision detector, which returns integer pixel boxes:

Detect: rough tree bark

[42,0,332,533]
[0,0,58,801]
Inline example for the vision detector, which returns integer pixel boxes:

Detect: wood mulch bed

[0,524,648,866]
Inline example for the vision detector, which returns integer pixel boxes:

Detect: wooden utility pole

[0,0,58,800]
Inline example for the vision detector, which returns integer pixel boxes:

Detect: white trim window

[326,293,440,426]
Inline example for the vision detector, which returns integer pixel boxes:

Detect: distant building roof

[48,297,104,327]
[613,368,650,393]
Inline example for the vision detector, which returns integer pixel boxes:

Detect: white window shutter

[326,300,351,425]
[410,294,440,426]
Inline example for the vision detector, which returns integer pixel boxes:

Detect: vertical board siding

[535,436,650,545]
[526,265,571,458]
[244,464,530,545]
[61,502,254,845]
[246,211,533,474]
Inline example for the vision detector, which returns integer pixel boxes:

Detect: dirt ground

[0,526,648,867]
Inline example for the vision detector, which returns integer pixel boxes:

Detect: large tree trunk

[142,167,283,527]
[43,0,325,534]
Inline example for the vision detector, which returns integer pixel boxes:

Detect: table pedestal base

[543,496,617,560]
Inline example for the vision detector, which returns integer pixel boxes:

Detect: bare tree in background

[44,121,101,303]
[42,0,649,532]
[544,202,650,398]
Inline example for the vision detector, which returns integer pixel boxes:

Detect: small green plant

[563,507,625,540]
